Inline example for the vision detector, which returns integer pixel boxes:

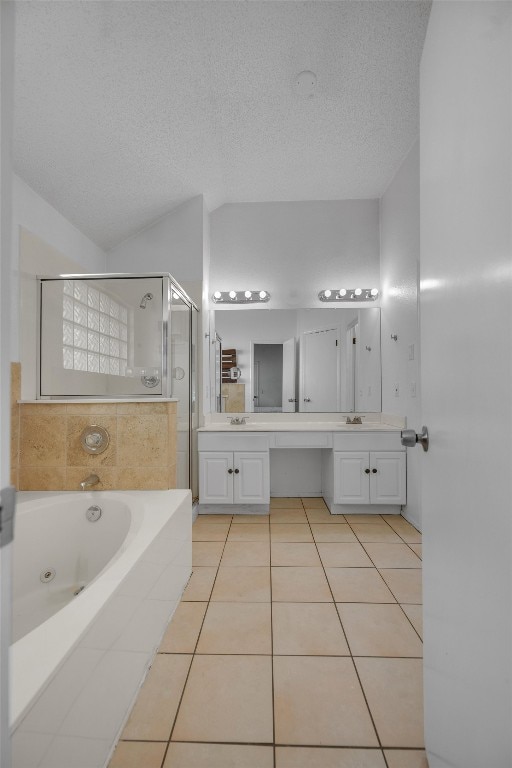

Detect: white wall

[12,175,106,370]
[420,3,511,766]
[107,196,204,283]
[379,142,421,528]
[106,194,209,419]
[210,200,380,310]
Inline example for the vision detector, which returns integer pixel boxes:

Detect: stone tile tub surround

[11,489,192,768]
[10,366,178,491]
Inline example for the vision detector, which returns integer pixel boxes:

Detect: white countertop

[198,421,401,432]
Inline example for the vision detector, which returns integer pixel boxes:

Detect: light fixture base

[212,290,271,304]
[318,289,379,302]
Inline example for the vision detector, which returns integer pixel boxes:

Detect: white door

[282,337,296,412]
[420,5,511,765]
[234,452,269,504]
[333,452,370,504]
[199,452,232,504]
[369,452,406,505]
[300,328,339,412]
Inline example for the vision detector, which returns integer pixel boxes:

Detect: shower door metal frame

[36,272,197,400]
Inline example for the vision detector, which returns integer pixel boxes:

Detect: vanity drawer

[273,432,332,449]
[198,432,270,452]
[333,432,403,452]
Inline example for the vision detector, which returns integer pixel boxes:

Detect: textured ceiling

[13,1,431,250]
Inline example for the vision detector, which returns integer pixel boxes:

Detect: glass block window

[63,280,128,375]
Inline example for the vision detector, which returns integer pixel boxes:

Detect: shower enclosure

[37,273,198,492]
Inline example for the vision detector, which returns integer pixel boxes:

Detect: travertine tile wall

[10,364,177,491]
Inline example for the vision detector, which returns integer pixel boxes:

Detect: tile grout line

[159,514,235,767]
[151,504,423,765]
[302,499,389,766]
[343,517,424,643]
[269,512,276,768]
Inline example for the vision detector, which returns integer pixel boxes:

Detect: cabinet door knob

[364,468,370,474]
[372,468,377,474]
[234,468,240,474]
[228,468,233,474]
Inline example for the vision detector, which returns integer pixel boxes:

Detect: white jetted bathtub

[11,489,192,768]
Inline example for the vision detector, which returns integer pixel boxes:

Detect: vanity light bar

[212,290,271,304]
[318,288,379,302]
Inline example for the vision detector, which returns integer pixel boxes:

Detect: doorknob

[304,397,311,402]
[234,468,240,474]
[228,468,233,474]
[401,426,429,452]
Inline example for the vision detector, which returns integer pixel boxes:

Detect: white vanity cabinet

[198,433,270,511]
[200,451,270,505]
[198,425,405,516]
[327,431,406,513]
[333,451,406,505]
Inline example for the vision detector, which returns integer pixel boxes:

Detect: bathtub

[11,489,192,768]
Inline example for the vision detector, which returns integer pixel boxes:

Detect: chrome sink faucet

[80,474,100,490]
[228,417,248,425]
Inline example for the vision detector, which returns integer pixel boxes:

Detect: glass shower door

[170,286,191,489]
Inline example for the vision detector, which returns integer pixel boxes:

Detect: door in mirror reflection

[251,339,296,413]
[300,328,339,411]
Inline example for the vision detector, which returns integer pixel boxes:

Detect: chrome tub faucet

[80,474,100,490]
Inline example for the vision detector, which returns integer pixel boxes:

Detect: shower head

[139,292,153,309]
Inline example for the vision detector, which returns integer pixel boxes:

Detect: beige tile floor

[109,499,427,768]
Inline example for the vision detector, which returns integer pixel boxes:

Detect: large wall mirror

[214,307,381,413]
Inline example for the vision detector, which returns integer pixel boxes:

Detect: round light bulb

[245,291,252,299]
[324,290,331,298]
[371,288,379,297]
[354,288,362,297]
[213,291,222,300]
[259,291,267,299]
[229,290,237,300]
[339,289,347,297]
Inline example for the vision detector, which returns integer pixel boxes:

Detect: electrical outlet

[394,383,400,397]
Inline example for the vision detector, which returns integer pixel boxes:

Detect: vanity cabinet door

[233,452,270,504]
[369,451,406,505]
[334,452,370,504]
[199,452,233,504]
